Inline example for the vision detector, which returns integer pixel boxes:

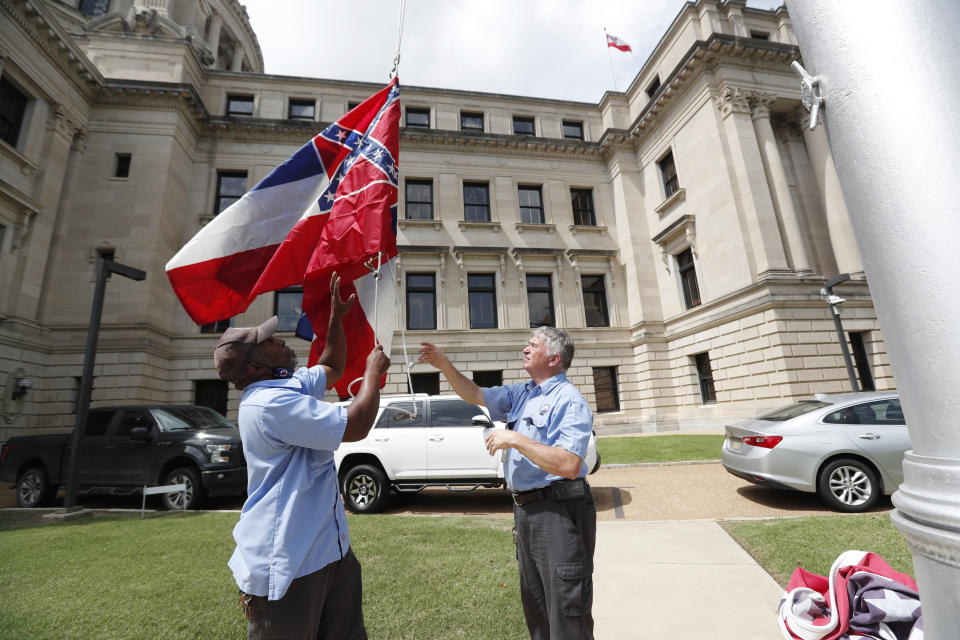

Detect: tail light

[0,444,20,464]
[743,435,783,449]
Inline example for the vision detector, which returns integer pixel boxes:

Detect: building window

[468,273,497,329]
[518,185,544,224]
[750,31,770,40]
[593,367,620,412]
[408,372,440,395]
[405,179,433,220]
[676,248,701,309]
[194,380,229,417]
[114,154,132,178]
[78,0,110,17]
[460,111,484,132]
[274,287,304,332]
[570,188,596,226]
[513,116,535,136]
[694,352,717,404]
[562,120,584,140]
[659,151,679,198]
[582,275,609,327]
[405,107,430,129]
[526,274,554,327]
[200,319,232,334]
[463,182,490,222]
[288,99,315,121]
[406,273,436,330]
[0,76,28,148]
[227,95,254,117]
[472,370,503,388]
[347,101,361,111]
[215,171,247,215]
[646,75,662,99]
[848,331,876,392]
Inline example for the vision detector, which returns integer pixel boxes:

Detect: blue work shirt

[482,372,593,492]
[228,366,350,601]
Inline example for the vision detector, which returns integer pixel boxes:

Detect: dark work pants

[242,547,367,640]
[514,486,597,640]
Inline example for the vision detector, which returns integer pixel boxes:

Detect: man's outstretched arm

[316,272,355,386]
[417,342,484,405]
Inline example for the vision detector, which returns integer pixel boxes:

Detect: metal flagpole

[604,28,617,92]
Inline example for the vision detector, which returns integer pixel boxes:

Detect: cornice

[399,129,603,160]
[1,0,104,99]
[98,80,209,136]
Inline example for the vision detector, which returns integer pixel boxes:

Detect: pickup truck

[0,405,246,509]
[334,394,599,514]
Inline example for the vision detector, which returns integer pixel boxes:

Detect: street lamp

[820,273,859,392]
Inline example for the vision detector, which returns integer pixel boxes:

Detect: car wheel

[817,458,880,513]
[17,466,57,508]
[342,464,389,514]
[162,466,204,510]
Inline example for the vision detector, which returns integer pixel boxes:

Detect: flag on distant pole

[605,33,632,52]
[166,79,400,396]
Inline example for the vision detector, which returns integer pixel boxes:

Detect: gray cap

[213,316,279,382]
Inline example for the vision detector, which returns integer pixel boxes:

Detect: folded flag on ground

[778,550,922,640]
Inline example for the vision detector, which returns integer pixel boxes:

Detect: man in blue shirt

[418,327,596,640]
[214,274,389,640]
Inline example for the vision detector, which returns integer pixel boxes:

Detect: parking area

[0,462,892,519]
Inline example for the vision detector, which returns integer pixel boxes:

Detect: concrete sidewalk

[593,520,784,639]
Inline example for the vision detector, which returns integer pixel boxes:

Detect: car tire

[162,466,204,510]
[342,464,389,514]
[16,466,57,508]
[817,458,880,513]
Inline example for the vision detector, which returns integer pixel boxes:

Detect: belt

[512,478,588,507]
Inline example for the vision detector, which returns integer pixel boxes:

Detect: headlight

[205,443,233,463]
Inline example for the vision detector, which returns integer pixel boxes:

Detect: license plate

[730,439,742,451]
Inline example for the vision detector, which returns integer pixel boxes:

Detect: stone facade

[0,0,893,441]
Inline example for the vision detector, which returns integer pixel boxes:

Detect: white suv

[334,394,598,513]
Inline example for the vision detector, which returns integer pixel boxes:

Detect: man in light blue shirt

[214,274,389,640]
[418,327,596,640]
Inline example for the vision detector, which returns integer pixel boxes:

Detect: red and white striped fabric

[606,33,632,52]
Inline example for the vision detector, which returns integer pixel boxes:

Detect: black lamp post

[820,273,859,393]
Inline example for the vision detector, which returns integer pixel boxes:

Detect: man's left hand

[485,429,519,456]
[330,272,356,319]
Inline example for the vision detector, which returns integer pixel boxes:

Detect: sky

[243,0,786,104]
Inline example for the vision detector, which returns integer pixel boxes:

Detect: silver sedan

[722,392,910,512]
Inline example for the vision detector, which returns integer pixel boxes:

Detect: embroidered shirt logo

[539,403,550,416]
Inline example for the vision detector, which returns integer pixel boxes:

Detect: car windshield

[755,400,831,422]
[153,407,235,431]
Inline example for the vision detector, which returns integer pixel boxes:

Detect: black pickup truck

[0,405,246,509]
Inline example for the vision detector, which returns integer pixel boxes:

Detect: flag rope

[390,0,407,79]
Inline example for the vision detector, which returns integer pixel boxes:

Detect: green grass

[597,434,725,464]
[0,511,524,640]
[721,513,915,587]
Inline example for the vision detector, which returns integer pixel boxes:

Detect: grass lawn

[0,511,524,640]
[721,513,915,587]
[596,434,725,464]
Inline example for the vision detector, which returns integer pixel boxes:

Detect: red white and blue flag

[606,33,632,52]
[166,79,400,396]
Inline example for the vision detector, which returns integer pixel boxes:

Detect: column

[789,2,960,637]
[751,93,813,275]
[206,13,223,68]
[231,46,244,72]
[793,106,864,277]
[715,86,790,278]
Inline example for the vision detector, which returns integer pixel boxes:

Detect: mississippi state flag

[606,33,632,52]
[166,79,400,396]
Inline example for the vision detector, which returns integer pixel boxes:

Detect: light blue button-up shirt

[482,372,593,492]
[228,366,350,601]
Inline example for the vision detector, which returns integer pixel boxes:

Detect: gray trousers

[240,547,367,640]
[514,481,596,640]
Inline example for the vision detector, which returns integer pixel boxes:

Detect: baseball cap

[213,316,279,382]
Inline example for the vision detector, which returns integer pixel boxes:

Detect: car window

[756,401,831,421]
[824,399,904,425]
[84,410,114,436]
[153,407,235,431]
[430,399,487,428]
[375,401,426,429]
[112,410,152,437]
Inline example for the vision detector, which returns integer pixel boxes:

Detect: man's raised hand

[329,272,356,319]
[417,342,451,371]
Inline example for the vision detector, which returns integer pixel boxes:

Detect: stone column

[231,46,244,72]
[751,93,813,275]
[789,2,960,637]
[716,86,790,278]
[793,107,864,278]
[206,13,223,68]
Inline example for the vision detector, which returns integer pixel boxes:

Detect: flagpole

[390,0,407,78]
[604,28,618,92]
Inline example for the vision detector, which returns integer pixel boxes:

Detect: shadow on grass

[0,508,204,533]
[734,485,893,513]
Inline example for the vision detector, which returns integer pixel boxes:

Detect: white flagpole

[604,28,618,92]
